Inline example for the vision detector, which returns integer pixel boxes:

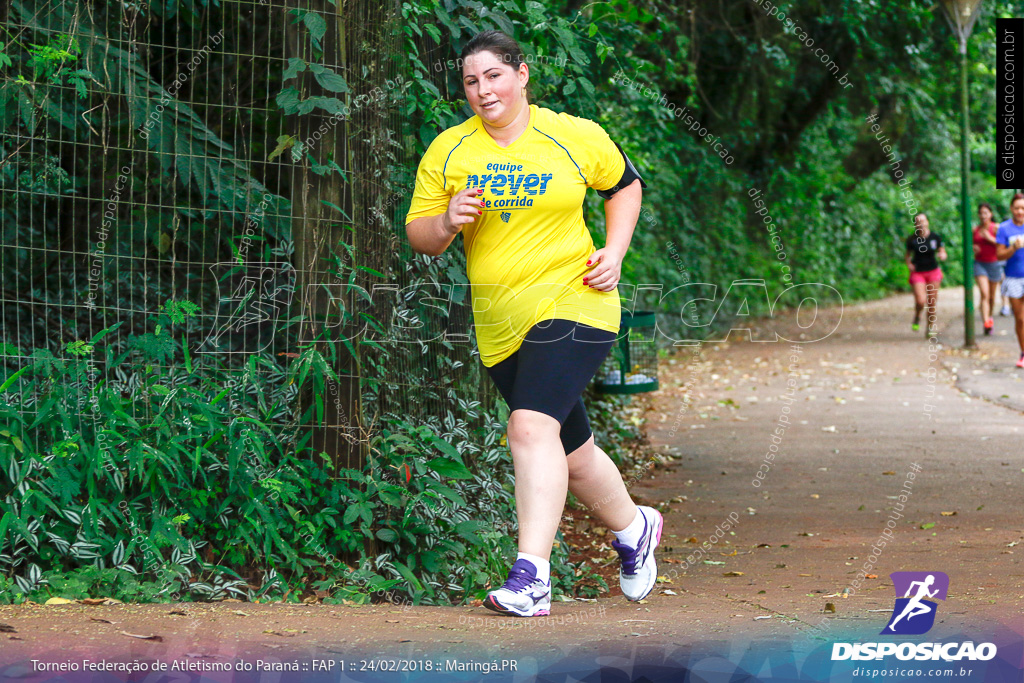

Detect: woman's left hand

[583,248,622,292]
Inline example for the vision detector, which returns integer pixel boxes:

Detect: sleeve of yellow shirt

[565,115,626,193]
[405,134,453,225]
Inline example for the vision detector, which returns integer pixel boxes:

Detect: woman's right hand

[442,187,485,234]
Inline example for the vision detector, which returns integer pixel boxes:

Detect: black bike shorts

[484,318,617,456]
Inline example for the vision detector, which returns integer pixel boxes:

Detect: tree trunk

[286,0,365,475]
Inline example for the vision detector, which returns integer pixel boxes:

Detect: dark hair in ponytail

[460,30,530,99]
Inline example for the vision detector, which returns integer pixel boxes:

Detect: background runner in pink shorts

[904,213,947,335]
[908,268,942,285]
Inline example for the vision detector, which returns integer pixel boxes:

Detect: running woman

[995,193,1024,368]
[405,30,661,617]
[905,212,947,337]
[973,203,1002,336]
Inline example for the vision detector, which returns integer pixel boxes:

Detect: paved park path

[1,289,1021,670]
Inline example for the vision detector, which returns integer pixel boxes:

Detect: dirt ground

[1,290,1021,671]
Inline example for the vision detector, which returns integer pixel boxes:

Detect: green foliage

[26,33,79,80]
[0,286,607,605]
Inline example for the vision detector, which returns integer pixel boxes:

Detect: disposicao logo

[882,571,948,635]
[831,571,997,662]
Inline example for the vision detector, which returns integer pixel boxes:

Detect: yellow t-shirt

[405,104,625,367]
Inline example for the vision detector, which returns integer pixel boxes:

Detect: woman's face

[462,50,528,126]
[1013,200,1024,224]
[915,214,929,234]
[979,206,993,225]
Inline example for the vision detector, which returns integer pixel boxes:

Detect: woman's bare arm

[406,188,484,256]
[996,242,1019,260]
[602,179,642,261]
[406,214,460,257]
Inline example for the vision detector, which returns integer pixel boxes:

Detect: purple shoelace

[501,559,541,593]
[611,512,649,575]
[611,539,640,575]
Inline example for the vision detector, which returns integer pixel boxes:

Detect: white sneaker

[1001,305,1011,317]
[483,558,551,617]
[611,505,664,601]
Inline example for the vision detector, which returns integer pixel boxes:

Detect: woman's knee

[507,409,560,444]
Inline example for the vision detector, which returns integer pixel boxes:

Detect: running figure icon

[886,574,939,631]
[881,571,949,635]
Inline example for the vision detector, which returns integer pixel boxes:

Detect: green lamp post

[938,0,984,348]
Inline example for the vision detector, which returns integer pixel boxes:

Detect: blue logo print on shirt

[467,168,555,209]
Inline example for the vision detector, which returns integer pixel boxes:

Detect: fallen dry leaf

[44,597,74,605]
[120,631,163,641]
[723,571,745,577]
[262,630,296,637]
[940,511,957,516]
[882,471,896,475]
[825,603,836,613]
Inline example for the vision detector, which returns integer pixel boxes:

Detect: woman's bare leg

[911,281,927,324]
[565,434,638,532]
[976,275,991,321]
[506,409,568,561]
[1012,297,1024,353]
